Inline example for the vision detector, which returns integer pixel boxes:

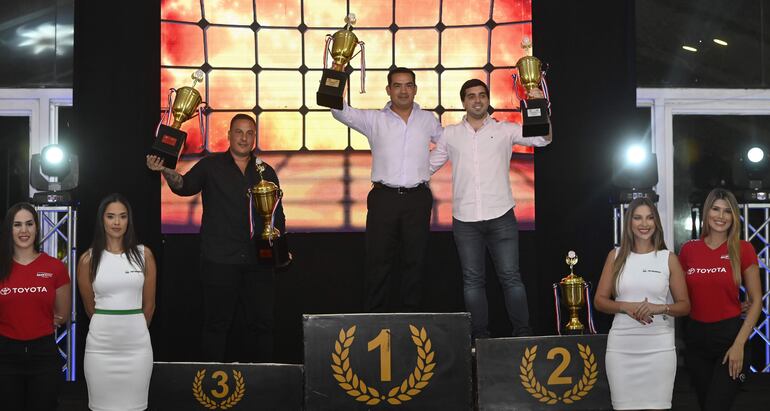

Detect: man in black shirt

[146,113,285,362]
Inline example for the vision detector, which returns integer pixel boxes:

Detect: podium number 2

[367,329,392,382]
[546,347,573,385]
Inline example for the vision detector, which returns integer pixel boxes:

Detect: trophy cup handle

[356,41,366,93]
[196,102,208,149]
[511,72,525,102]
[155,88,177,137]
[322,34,334,70]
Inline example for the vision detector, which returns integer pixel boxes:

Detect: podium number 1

[367,329,392,382]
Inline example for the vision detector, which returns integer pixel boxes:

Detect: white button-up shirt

[332,102,443,187]
[430,115,550,222]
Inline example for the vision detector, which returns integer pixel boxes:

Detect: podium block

[149,362,303,410]
[477,335,611,411]
[303,313,472,410]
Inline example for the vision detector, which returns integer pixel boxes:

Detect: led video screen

[160,0,536,233]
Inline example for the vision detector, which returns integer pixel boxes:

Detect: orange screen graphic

[161,0,536,233]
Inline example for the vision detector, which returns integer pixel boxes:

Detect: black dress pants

[200,259,275,363]
[0,334,62,411]
[684,316,750,411]
[364,184,433,312]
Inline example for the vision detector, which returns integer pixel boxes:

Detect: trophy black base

[255,235,291,268]
[316,69,348,110]
[151,125,187,169]
[520,98,550,137]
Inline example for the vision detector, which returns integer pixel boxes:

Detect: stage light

[712,38,728,46]
[612,144,659,203]
[625,145,646,165]
[682,45,698,52]
[733,145,770,202]
[30,144,79,204]
[41,144,70,177]
[747,147,764,163]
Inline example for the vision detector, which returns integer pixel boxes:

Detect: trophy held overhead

[513,37,551,137]
[317,14,366,110]
[152,70,207,169]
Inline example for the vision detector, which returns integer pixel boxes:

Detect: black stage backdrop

[72,1,634,367]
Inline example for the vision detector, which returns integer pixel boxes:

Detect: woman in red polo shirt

[679,188,762,410]
[0,202,71,410]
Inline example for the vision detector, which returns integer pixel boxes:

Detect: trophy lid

[561,250,584,285]
[254,156,266,177]
[252,179,278,194]
[191,69,205,88]
[520,36,533,56]
[344,13,357,30]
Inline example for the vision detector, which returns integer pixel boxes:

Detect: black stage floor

[57,367,770,410]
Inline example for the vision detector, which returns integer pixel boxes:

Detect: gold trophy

[560,251,586,334]
[513,36,550,137]
[317,14,366,109]
[249,158,290,266]
[151,70,206,169]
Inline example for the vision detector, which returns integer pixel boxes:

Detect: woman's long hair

[89,193,144,281]
[611,197,667,296]
[0,203,40,282]
[701,188,742,286]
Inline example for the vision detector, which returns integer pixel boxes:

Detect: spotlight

[30,144,78,205]
[41,145,70,177]
[626,145,647,165]
[612,144,659,203]
[733,145,770,202]
[747,147,764,163]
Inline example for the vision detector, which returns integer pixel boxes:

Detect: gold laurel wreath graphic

[518,343,597,405]
[331,325,436,406]
[192,369,247,410]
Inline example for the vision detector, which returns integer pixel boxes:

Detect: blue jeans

[453,208,531,338]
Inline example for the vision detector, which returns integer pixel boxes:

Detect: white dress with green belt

[84,246,152,411]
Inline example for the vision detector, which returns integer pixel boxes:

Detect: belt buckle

[397,186,407,195]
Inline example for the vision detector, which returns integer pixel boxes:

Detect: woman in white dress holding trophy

[594,197,690,410]
[78,193,156,411]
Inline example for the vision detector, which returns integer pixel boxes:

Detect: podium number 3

[368,329,392,382]
[210,370,230,398]
[547,347,573,385]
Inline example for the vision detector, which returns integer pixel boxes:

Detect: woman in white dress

[77,193,157,411]
[594,197,690,410]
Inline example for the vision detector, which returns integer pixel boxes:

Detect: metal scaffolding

[612,204,628,247]
[36,205,77,381]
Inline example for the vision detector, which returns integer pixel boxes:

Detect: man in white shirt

[331,68,443,312]
[430,79,552,337]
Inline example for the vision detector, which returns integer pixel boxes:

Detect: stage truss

[36,205,78,381]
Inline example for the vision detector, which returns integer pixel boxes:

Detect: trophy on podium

[152,70,206,169]
[559,251,586,334]
[249,158,291,267]
[316,14,366,109]
[512,36,551,137]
